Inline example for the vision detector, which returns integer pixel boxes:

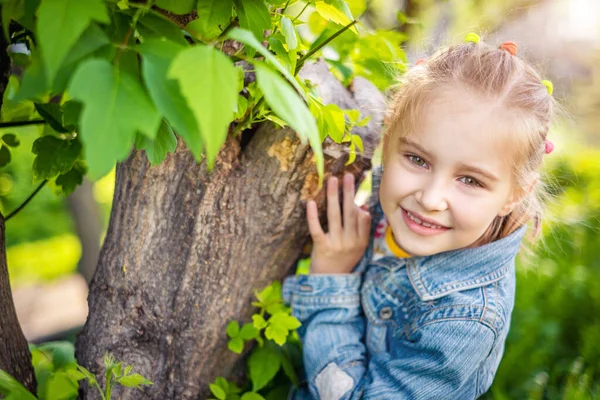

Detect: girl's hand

[307,173,371,274]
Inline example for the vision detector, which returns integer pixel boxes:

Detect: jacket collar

[368,165,527,301]
[406,225,526,300]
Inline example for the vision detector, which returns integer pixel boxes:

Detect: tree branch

[5,180,48,221]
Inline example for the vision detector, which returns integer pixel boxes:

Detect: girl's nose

[416,178,449,212]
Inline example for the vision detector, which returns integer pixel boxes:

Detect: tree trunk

[0,21,37,395]
[76,61,385,399]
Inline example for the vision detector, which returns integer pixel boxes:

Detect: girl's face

[380,91,522,256]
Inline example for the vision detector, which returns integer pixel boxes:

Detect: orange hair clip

[500,41,518,56]
[415,58,426,65]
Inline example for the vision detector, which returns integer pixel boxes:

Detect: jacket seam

[415,317,499,340]
[414,315,499,338]
[480,286,488,324]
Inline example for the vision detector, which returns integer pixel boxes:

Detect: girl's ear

[498,178,537,217]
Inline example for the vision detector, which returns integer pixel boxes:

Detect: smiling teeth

[407,211,442,229]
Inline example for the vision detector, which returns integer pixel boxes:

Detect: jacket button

[379,306,393,320]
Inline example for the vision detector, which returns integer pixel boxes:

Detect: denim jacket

[282,167,526,400]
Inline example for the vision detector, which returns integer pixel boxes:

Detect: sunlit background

[2,0,599,398]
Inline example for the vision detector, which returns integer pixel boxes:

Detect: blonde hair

[383,38,558,244]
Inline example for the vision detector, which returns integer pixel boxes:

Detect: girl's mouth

[401,208,451,236]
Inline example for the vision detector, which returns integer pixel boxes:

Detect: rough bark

[76,61,385,399]
[0,21,37,395]
[0,215,37,394]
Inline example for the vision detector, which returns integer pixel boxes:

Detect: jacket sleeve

[283,274,496,400]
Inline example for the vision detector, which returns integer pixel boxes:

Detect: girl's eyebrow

[457,163,499,182]
[398,137,433,158]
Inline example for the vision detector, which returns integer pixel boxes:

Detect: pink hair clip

[415,58,426,65]
[545,140,554,154]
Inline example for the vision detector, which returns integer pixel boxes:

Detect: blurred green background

[2,0,599,399]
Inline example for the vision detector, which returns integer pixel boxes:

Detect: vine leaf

[68,59,161,180]
[135,120,178,166]
[155,0,196,15]
[168,45,238,168]
[228,28,307,101]
[137,39,204,160]
[32,136,81,181]
[255,62,323,183]
[247,344,280,392]
[191,0,234,39]
[233,0,271,54]
[37,0,109,86]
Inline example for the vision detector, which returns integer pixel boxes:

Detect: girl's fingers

[327,176,342,237]
[342,173,357,236]
[307,200,325,242]
[357,209,372,245]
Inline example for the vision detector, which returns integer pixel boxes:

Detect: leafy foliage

[0,342,152,400]
[0,0,406,198]
[214,281,303,399]
[485,150,600,400]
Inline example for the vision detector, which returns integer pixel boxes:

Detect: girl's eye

[407,155,428,168]
[459,176,483,188]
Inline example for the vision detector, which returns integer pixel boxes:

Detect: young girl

[282,34,557,399]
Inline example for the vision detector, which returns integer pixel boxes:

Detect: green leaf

[233,0,270,44]
[46,371,79,400]
[267,37,292,71]
[214,376,229,392]
[60,23,111,67]
[240,323,259,340]
[264,324,288,346]
[62,101,82,131]
[135,120,178,166]
[0,146,11,168]
[314,1,357,34]
[137,39,203,160]
[68,59,162,180]
[155,0,196,14]
[209,383,227,400]
[56,161,86,195]
[265,385,292,400]
[2,134,20,148]
[228,28,307,101]
[32,137,81,180]
[34,103,68,133]
[228,337,244,354]
[280,16,298,50]
[15,52,47,101]
[265,303,285,315]
[247,345,281,392]
[313,102,345,142]
[279,347,300,385]
[0,370,38,399]
[269,312,301,330]
[254,62,323,181]
[241,393,266,400]
[136,11,188,45]
[325,0,354,20]
[116,373,153,389]
[37,0,109,85]
[226,321,240,338]
[76,365,97,385]
[37,341,76,370]
[252,314,268,329]
[168,45,238,168]
[65,368,88,382]
[191,0,233,39]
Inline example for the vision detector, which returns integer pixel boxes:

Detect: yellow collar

[385,225,411,258]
